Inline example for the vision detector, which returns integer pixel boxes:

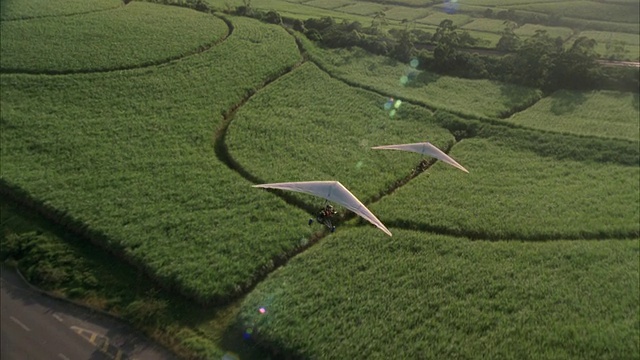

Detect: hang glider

[253,181,392,237]
[371,142,468,173]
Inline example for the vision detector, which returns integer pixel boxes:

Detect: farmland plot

[505,0,639,24]
[0,16,310,304]
[373,137,639,240]
[0,0,122,20]
[0,2,229,73]
[239,227,639,359]
[506,90,640,141]
[226,62,455,205]
[298,36,542,118]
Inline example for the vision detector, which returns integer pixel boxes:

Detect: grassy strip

[296,33,543,119]
[505,90,640,141]
[0,198,268,360]
[226,62,455,204]
[0,0,122,20]
[372,133,639,240]
[1,15,311,304]
[239,227,639,359]
[0,2,229,73]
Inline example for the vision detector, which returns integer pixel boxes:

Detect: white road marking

[9,316,30,331]
[58,353,71,360]
[53,314,64,322]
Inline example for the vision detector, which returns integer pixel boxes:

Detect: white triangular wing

[372,142,468,173]
[253,181,392,236]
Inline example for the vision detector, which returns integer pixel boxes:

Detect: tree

[496,21,520,52]
[431,20,460,71]
[505,30,562,88]
[264,10,282,25]
[550,36,599,89]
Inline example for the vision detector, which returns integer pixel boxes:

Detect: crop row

[0,15,307,304]
[0,2,229,73]
[239,227,639,359]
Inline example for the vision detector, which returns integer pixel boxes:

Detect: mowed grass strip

[0,0,122,20]
[298,36,542,118]
[226,62,454,204]
[239,227,639,359]
[506,90,640,141]
[374,136,639,240]
[0,2,229,73]
[1,16,309,304]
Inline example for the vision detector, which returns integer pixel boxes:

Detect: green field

[1,0,639,359]
[506,90,640,141]
[373,136,639,239]
[0,0,122,20]
[226,63,454,203]
[239,227,639,359]
[514,23,574,40]
[298,36,543,118]
[1,14,309,304]
[0,2,229,73]
[505,1,639,24]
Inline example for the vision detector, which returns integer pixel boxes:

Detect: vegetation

[1,15,309,305]
[239,227,639,359]
[0,199,268,360]
[0,0,122,20]
[296,34,542,119]
[0,2,229,73]
[1,1,638,359]
[373,136,639,240]
[506,90,640,141]
[226,62,454,203]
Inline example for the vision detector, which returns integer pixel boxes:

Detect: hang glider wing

[253,181,392,236]
[371,142,469,173]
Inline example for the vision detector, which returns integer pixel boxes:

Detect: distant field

[462,18,510,33]
[415,12,472,27]
[0,2,229,73]
[304,0,354,9]
[383,6,432,21]
[339,2,386,16]
[505,0,639,24]
[240,227,639,359]
[374,137,640,239]
[506,90,640,141]
[298,36,542,118]
[514,23,574,40]
[0,16,307,304]
[578,30,640,59]
[226,63,454,203]
[0,0,122,20]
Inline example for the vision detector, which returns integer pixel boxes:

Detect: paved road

[1,265,178,360]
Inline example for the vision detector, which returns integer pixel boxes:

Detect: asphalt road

[1,265,178,360]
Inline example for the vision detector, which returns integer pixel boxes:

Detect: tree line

[229,5,638,93]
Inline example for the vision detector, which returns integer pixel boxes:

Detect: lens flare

[410,58,419,68]
[399,75,409,85]
[355,160,364,169]
[259,307,266,314]
[389,109,397,118]
[394,100,402,109]
[243,328,253,339]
